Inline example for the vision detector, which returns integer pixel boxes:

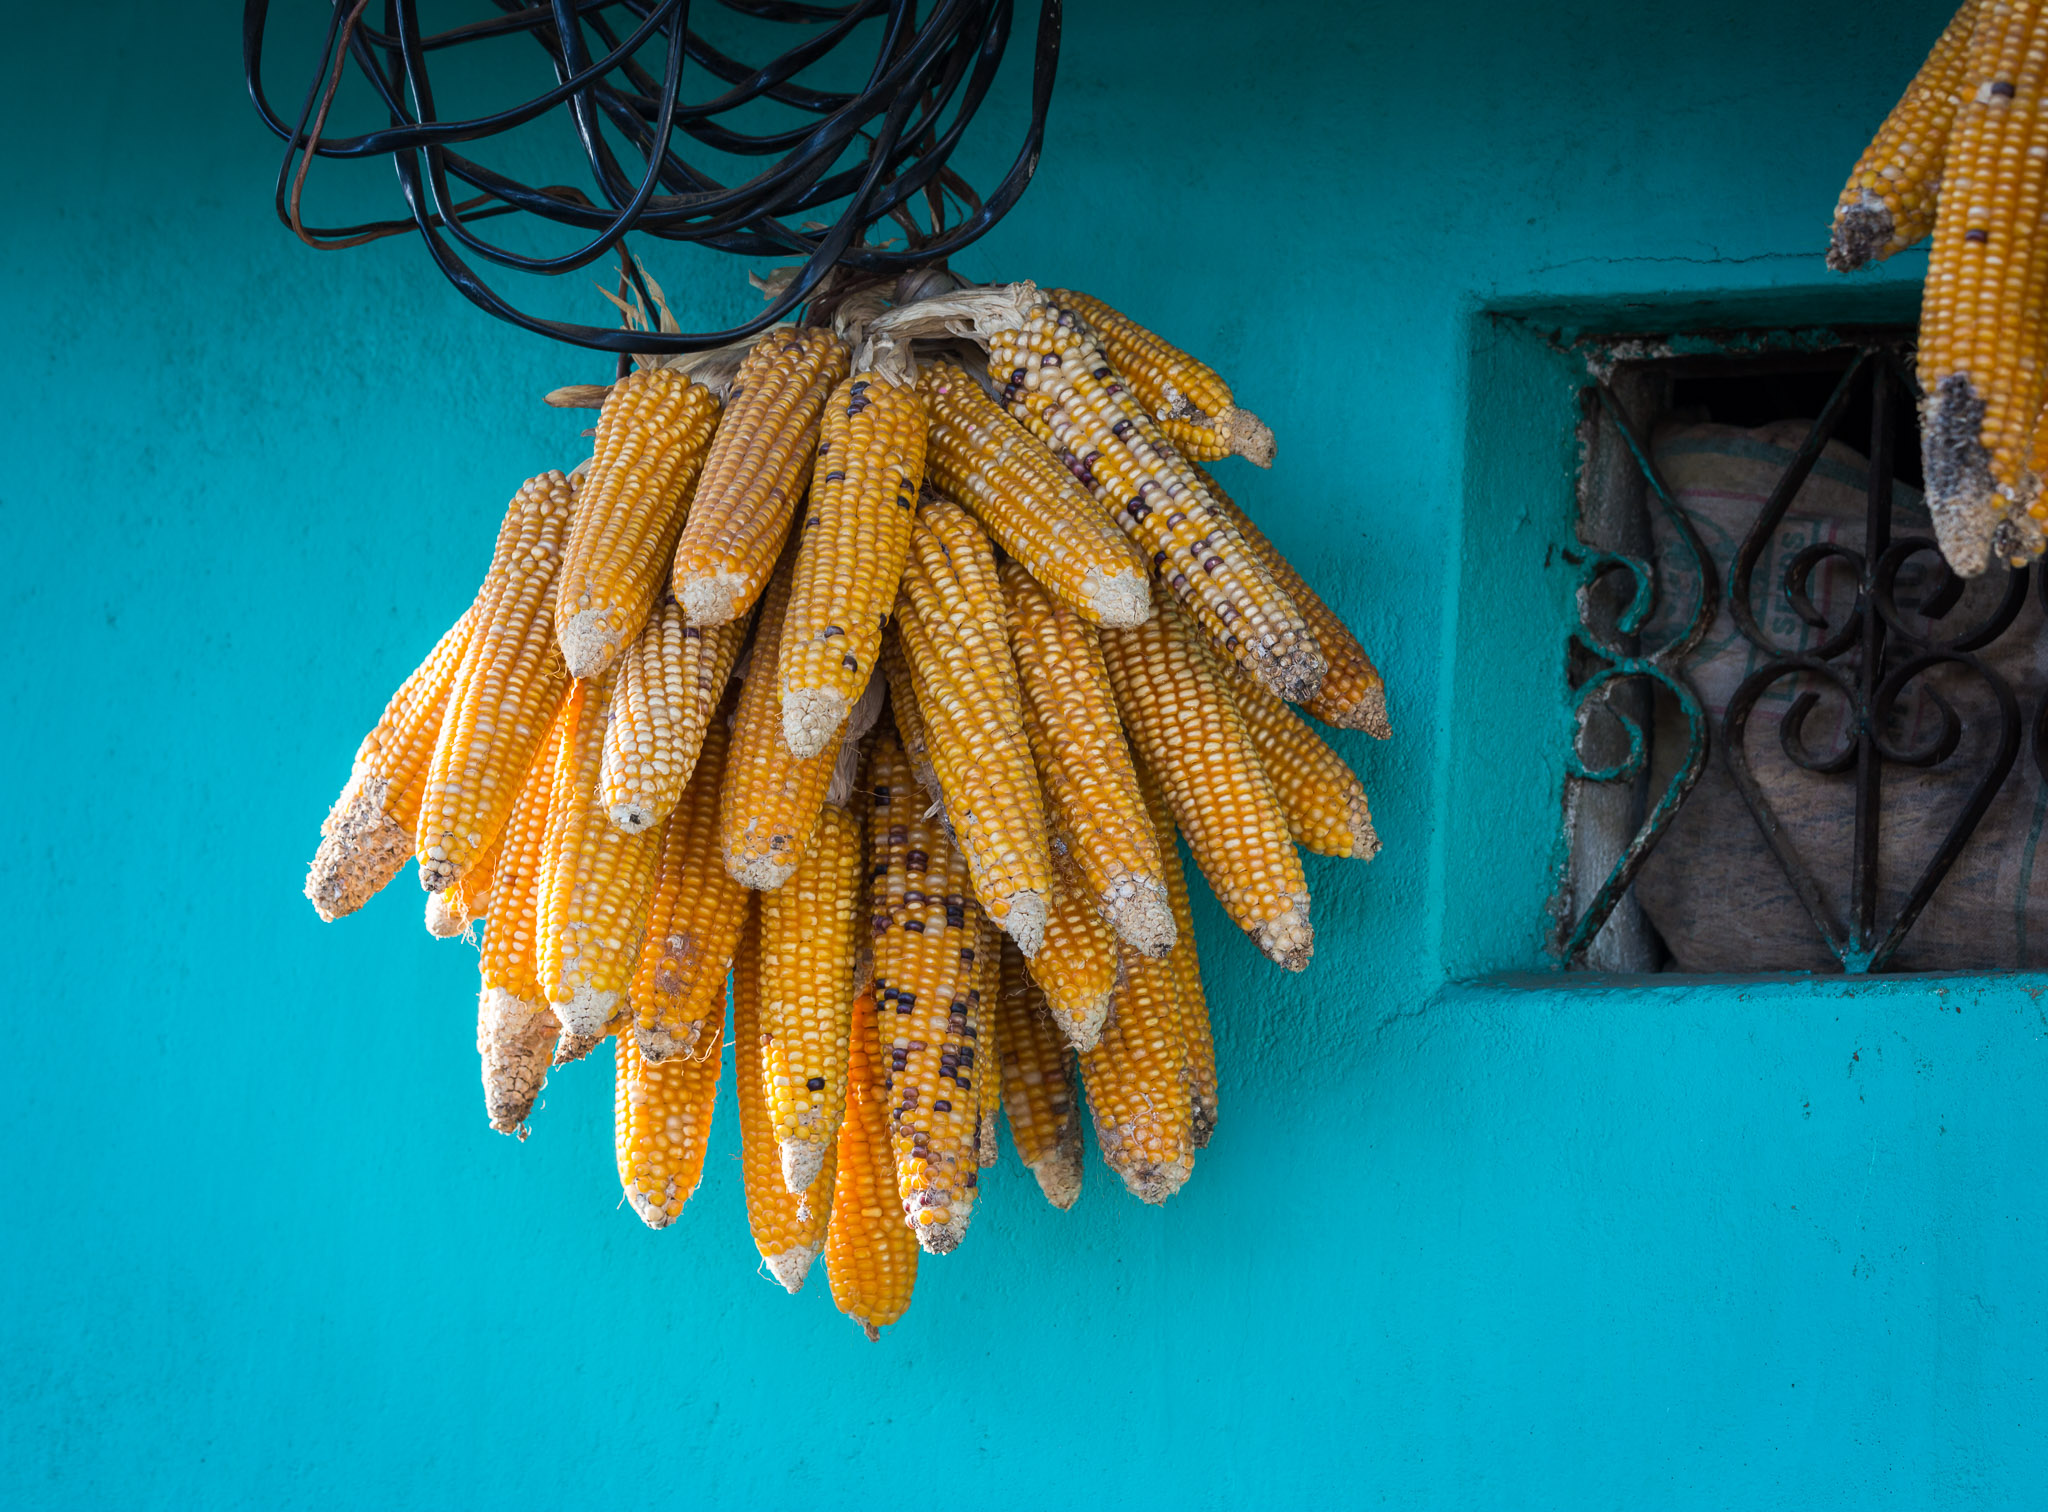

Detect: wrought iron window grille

[1556,332,2042,975]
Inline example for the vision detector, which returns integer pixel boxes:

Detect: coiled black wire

[244,0,1061,353]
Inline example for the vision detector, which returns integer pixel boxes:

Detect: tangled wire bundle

[243,0,1062,353]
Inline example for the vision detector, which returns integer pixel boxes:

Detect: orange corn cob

[999,559,1174,956]
[538,669,664,1060]
[1194,463,1390,737]
[827,990,920,1338]
[878,629,947,820]
[417,471,577,889]
[628,702,749,1060]
[868,725,986,1253]
[555,367,720,676]
[1082,931,1194,1205]
[1027,851,1120,1051]
[1102,596,1312,970]
[917,359,1150,626]
[614,1001,722,1228]
[1051,288,1275,467]
[476,706,565,1136]
[1140,772,1217,1148]
[997,937,1084,1208]
[734,903,838,1291]
[779,373,928,758]
[599,596,746,833]
[759,801,865,1191]
[1829,0,1986,269]
[1234,674,1380,859]
[720,547,840,888]
[673,327,850,625]
[894,499,1052,954]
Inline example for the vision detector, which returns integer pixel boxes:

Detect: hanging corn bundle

[302,269,1388,1337]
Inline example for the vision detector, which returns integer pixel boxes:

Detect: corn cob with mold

[996,937,1084,1208]
[615,1004,722,1228]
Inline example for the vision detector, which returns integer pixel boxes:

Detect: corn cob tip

[626,1184,682,1230]
[1353,682,1393,740]
[1253,638,1329,705]
[1346,799,1382,862]
[478,988,557,1136]
[424,890,468,938]
[1192,1107,1215,1151]
[859,1321,883,1342]
[763,1242,820,1294]
[730,853,799,891]
[911,1208,970,1255]
[997,890,1048,958]
[680,572,747,628]
[779,1137,831,1194]
[1256,902,1315,972]
[305,770,412,921]
[1923,374,2000,578]
[557,607,624,679]
[552,1028,606,1066]
[1217,406,1275,468]
[1827,188,1892,274]
[780,686,848,761]
[1103,1148,1192,1206]
[544,383,612,409]
[1104,877,1178,960]
[1057,1000,1112,1055]
[634,1020,702,1063]
[1080,565,1153,628]
[1029,1148,1084,1211]
[607,800,660,833]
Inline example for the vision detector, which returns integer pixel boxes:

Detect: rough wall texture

[3,2,2042,1507]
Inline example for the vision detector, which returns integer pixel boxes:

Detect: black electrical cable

[243,0,1060,353]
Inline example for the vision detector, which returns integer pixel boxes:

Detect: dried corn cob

[917,359,1150,626]
[614,1002,722,1228]
[868,725,985,1253]
[427,824,501,937]
[476,705,566,1136]
[987,290,1324,701]
[1027,852,1120,1051]
[734,903,837,1291]
[1917,1,2048,572]
[1234,674,1380,859]
[1051,288,1275,467]
[999,559,1174,956]
[1193,463,1390,737]
[759,801,865,1191]
[720,546,840,888]
[417,471,577,889]
[1829,0,1985,269]
[673,327,850,625]
[600,596,744,833]
[555,368,720,676]
[894,500,1052,954]
[1081,938,1194,1204]
[878,629,946,819]
[827,990,919,1338]
[779,373,928,757]
[629,703,749,1061]
[1102,596,1312,970]
[973,911,1004,1168]
[539,669,665,1060]
[1140,772,1216,1148]
[306,607,474,921]
[996,937,1083,1208]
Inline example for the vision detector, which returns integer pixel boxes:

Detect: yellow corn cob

[998,559,1175,956]
[827,990,920,1338]
[1829,0,1986,269]
[426,822,502,938]
[1234,673,1380,859]
[917,359,1150,626]
[868,725,985,1254]
[974,910,1004,1168]
[1081,938,1194,1204]
[417,472,577,889]
[759,801,865,1191]
[599,595,745,832]
[1027,851,1120,1051]
[306,607,475,921]
[1918,1,2048,572]
[894,500,1052,955]
[1139,771,1216,1148]
[778,374,928,758]
[628,702,749,1061]
[614,999,722,1229]
[673,327,850,626]
[734,903,838,1291]
[996,937,1083,1208]
[1194,463,1390,737]
[878,629,946,818]
[721,546,841,888]
[555,367,720,676]
[476,706,565,1136]
[538,669,665,1060]
[1051,288,1275,468]
[988,293,1324,700]
[1102,596,1313,970]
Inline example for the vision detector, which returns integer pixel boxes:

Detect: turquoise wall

[5,2,2043,1506]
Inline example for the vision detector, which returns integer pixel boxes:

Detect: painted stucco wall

[5,2,2043,1506]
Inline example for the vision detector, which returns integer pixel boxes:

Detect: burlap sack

[1626,420,2048,972]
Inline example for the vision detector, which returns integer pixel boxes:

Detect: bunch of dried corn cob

[1828,0,2048,574]
[305,276,1386,1337]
